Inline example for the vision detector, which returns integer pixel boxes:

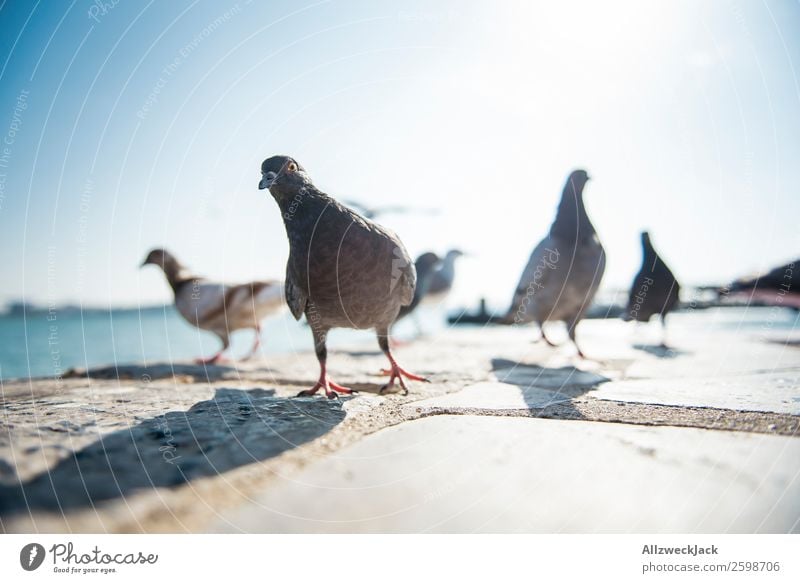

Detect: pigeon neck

[277,186,339,246]
[641,238,656,261]
[550,184,594,240]
[161,260,194,293]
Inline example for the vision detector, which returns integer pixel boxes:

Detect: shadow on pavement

[632,344,690,359]
[0,388,345,515]
[491,358,611,416]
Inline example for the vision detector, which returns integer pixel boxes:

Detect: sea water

[0,305,436,381]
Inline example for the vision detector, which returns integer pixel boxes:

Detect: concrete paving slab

[216,415,800,533]
[405,381,572,412]
[594,371,800,415]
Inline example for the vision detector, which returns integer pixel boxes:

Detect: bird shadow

[632,344,689,359]
[765,338,800,348]
[0,388,345,515]
[341,350,384,357]
[490,358,611,418]
[64,362,243,382]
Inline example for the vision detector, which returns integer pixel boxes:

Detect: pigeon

[140,249,283,363]
[258,155,428,397]
[622,232,681,344]
[424,249,465,304]
[726,259,799,309]
[504,169,605,357]
[396,252,442,321]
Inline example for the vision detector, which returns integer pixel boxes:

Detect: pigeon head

[140,248,177,269]
[258,155,310,195]
[415,252,442,275]
[641,231,658,259]
[445,249,465,262]
[567,169,590,193]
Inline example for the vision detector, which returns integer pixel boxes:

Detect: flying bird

[504,170,605,357]
[423,249,465,305]
[141,249,283,364]
[622,232,681,345]
[258,155,428,397]
[725,259,800,309]
[396,252,442,322]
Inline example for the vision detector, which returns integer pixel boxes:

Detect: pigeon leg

[195,335,229,365]
[566,320,587,359]
[376,330,429,395]
[296,328,354,399]
[245,325,262,360]
[195,351,225,365]
[659,314,670,349]
[538,324,559,347]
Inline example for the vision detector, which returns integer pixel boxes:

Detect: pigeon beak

[139,260,149,268]
[259,172,277,190]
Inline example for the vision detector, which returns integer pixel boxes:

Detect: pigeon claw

[378,364,428,395]
[379,380,409,396]
[379,368,429,382]
[195,353,225,365]
[296,377,355,399]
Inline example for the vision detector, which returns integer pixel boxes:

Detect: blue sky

[0,0,798,309]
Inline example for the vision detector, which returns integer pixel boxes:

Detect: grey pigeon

[622,232,681,344]
[424,249,464,304]
[726,259,799,309]
[504,170,605,357]
[396,252,442,321]
[141,249,283,363]
[258,155,428,397]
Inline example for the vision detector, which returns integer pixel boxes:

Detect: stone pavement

[1,308,798,533]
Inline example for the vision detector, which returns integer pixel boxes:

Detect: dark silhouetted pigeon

[622,232,681,344]
[726,259,799,310]
[258,155,428,397]
[141,249,283,363]
[505,170,605,357]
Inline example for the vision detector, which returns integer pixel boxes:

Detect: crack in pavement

[403,398,800,437]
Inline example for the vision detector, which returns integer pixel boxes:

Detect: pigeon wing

[284,262,308,321]
[396,251,416,307]
[506,237,557,322]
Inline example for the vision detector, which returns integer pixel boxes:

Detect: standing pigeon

[424,249,464,305]
[258,155,428,397]
[504,170,605,357]
[622,232,681,344]
[396,252,442,321]
[141,249,283,363]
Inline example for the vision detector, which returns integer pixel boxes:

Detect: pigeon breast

[281,189,415,331]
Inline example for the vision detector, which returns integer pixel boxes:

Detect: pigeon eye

[287,162,298,173]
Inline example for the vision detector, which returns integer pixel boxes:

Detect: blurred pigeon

[726,259,799,309]
[396,252,442,321]
[504,170,605,357]
[141,249,283,363]
[259,155,428,397]
[622,232,681,344]
[424,249,465,305]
